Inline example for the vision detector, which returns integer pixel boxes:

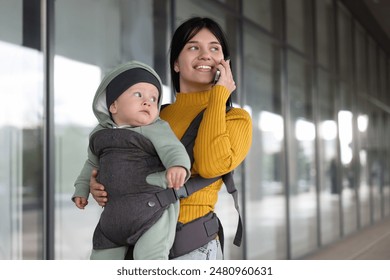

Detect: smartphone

[213,57,230,84]
[213,69,221,84]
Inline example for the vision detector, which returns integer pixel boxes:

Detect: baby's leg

[133,202,179,259]
[90,246,127,260]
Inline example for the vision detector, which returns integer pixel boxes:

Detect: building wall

[0,0,389,260]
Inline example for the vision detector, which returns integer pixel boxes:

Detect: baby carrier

[125,105,243,259]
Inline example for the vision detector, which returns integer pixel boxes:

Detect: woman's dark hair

[169,17,232,107]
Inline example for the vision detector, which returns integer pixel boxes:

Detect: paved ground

[303,216,390,260]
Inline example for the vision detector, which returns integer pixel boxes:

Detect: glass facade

[243,22,286,259]
[0,0,389,260]
[0,0,44,259]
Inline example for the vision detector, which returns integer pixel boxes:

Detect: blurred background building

[1,0,389,260]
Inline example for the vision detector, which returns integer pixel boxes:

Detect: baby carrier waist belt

[169,211,219,258]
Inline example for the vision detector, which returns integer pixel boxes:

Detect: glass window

[337,83,358,235]
[0,0,44,259]
[370,109,384,222]
[317,69,340,246]
[355,24,368,96]
[378,111,388,218]
[243,0,272,32]
[386,61,390,217]
[388,58,390,104]
[383,112,390,217]
[379,49,387,103]
[356,99,371,227]
[286,0,311,55]
[355,24,371,228]
[287,51,317,259]
[338,5,352,83]
[181,0,238,11]
[337,4,357,236]
[316,0,334,69]
[54,0,167,259]
[243,23,286,260]
[368,38,378,99]
[175,0,234,26]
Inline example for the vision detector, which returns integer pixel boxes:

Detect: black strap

[180,109,205,163]
[222,172,243,247]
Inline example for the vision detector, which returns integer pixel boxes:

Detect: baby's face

[109,82,159,126]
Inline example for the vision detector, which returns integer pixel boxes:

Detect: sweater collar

[175,90,211,107]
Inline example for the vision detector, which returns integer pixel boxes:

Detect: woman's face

[174,28,224,93]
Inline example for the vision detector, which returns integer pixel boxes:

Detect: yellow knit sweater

[160,85,252,224]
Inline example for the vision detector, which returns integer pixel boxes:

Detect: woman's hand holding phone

[213,58,236,93]
[213,69,221,84]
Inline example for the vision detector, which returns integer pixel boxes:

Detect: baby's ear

[109,102,117,114]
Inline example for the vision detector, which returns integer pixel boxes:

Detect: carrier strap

[221,172,243,247]
[156,105,243,248]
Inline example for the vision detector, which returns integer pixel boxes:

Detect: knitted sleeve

[192,85,252,178]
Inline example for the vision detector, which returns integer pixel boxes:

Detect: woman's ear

[174,61,180,73]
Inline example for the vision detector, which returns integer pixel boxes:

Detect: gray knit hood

[92,60,163,127]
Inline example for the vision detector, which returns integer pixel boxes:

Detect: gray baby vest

[90,128,168,249]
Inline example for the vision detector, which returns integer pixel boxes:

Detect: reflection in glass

[243,0,272,32]
[357,112,369,221]
[54,55,102,259]
[287,51,317,258]
[316,0,333,68]
[338,5,352,82]
[176,0,228,31]
[317,69,340,246]
[338,110,353,166]
[368,38,378,99]
[382,113,390,216]
[286,0,310,54]
[54,0,161,259]
[379,50,387,103]
[0,40,44,259]
[367,111,383,222]
[337,85,358,235]
[337,5,357,236]
[243,22,286,259]
[354,24,371,228]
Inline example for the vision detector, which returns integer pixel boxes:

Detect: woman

[90,17,252,260]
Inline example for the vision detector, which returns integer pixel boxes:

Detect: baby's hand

[74,197,88,209]
[166,166,187,190]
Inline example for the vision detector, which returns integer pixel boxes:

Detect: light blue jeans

[172,239,223,260]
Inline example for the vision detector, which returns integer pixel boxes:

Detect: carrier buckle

[174,186,189,199]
